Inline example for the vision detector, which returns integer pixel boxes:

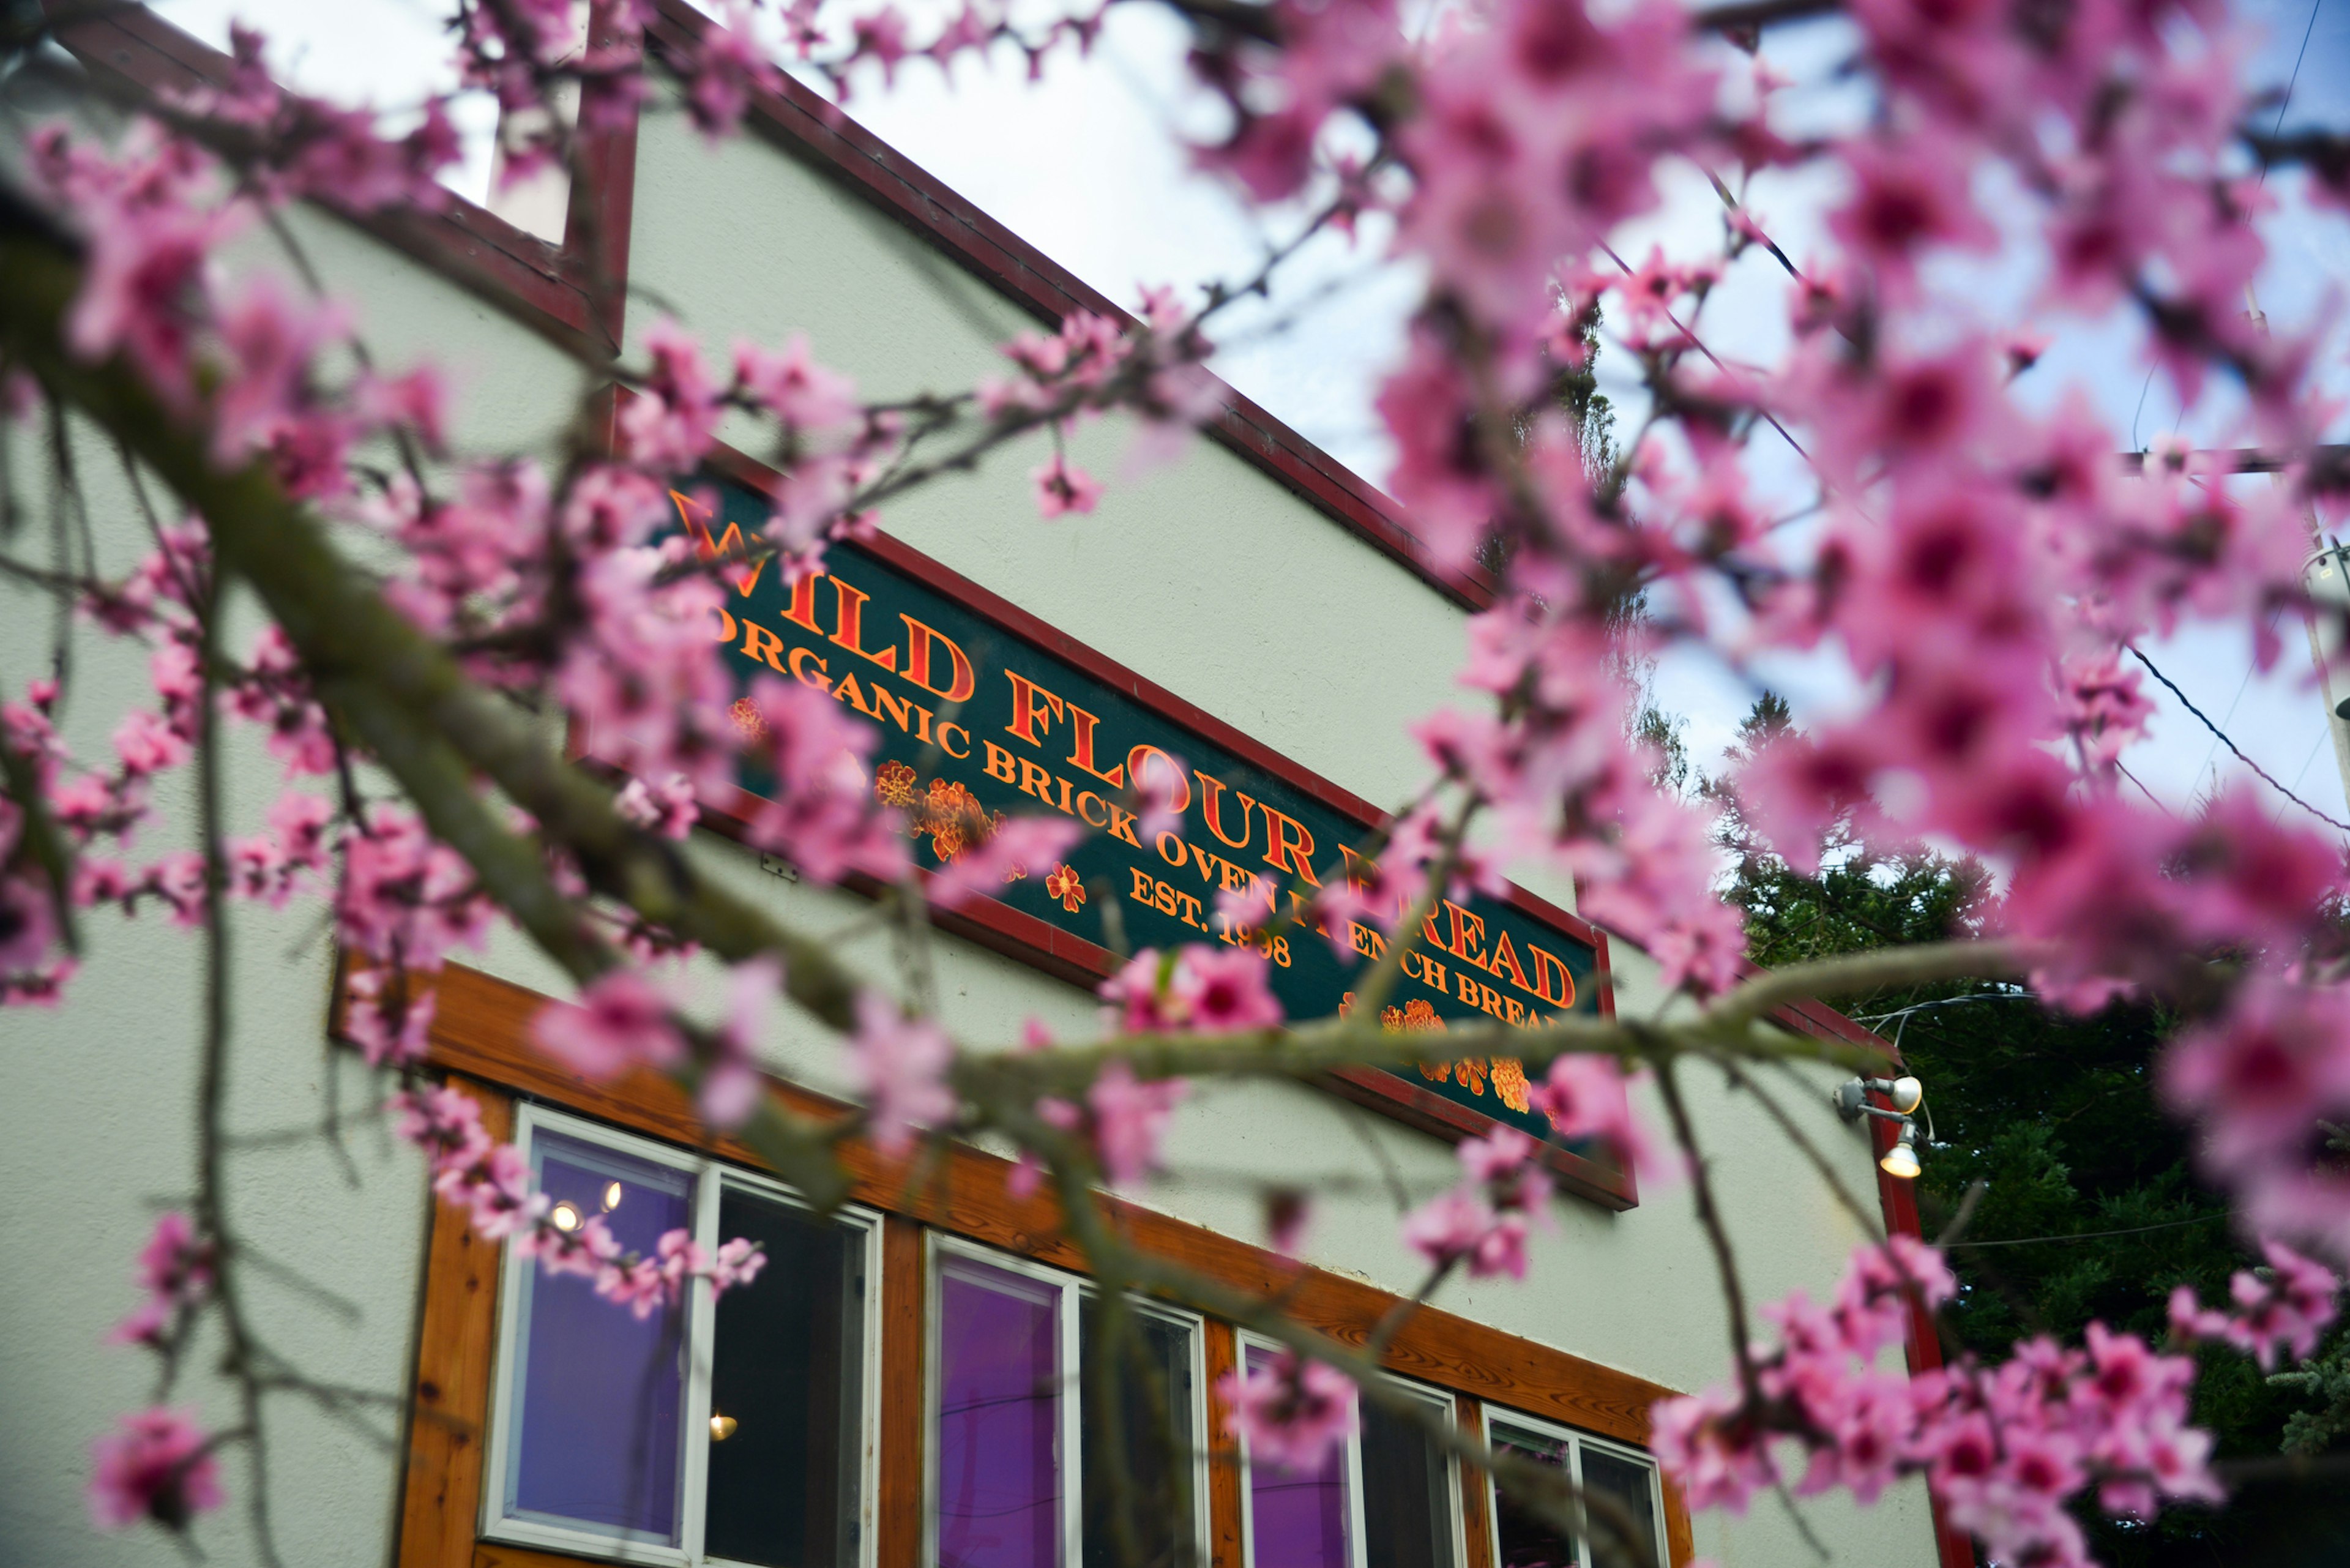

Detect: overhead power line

[2124,646,2350,834]
[1944,1212,2232,1249]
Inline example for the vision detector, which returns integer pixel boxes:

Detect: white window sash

[1232,1330,1372,1568]
[481,1100,882,1568]
[926,1236,1210,1568]
[1479,1405,1665,1568]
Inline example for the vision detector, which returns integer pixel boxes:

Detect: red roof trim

[51,1,639,357]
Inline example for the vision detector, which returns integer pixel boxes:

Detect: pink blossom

[107,1211,212,1346]
[1032,452,1105,519]
[1086,1061,1188,1186]
[0,875,59,972]
[734,334,858,429]
[847,989,955,1156]
[1218,1349,1357,1473]
[1527,1056,1663,1182]
[68,200,234,408]
[531,968,684,1081]
[682,6,784,136]
[1172,945,1285,1034]
[703,955,778,1128]
[88,1409,222,1531]
[616,772,700,839]
[112,710,188,777]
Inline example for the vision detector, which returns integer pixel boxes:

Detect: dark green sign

[672,476,1612,1156]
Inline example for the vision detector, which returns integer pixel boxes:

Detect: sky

[148,0,2350,837]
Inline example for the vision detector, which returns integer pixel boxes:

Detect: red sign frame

[575,420,1633,1210]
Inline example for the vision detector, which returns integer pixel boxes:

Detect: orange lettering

[870,683,920,736]
[939,723,971,760]
[780,569,823,633]
[1260,805,1321,886]
[1486,928,1532,993]
[1076,791,1110,829]
[673,490,767,597]
[831,671,879,719]
[1062,701,1126,788]
[827,578,898,671]
[1005,671,1066,748]
[740,621,788,674]
[980,739,1018,783]
[1441,901,1490,969]
[1105,801,1142,849]
[1193,769,1258,851]
[712,607,738,643]
[899,614,975,703]
[1017,758,1056,804]
[786,646,830,689]
[1528,943,1578,1009]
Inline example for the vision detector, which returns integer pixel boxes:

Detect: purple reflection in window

[935,1259,1062,1568]
[506,1129,695,1542]
[1246,1346,1352,1568]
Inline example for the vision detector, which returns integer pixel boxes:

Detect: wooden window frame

[476,1102,887,1567]
[383,959,1699,1568]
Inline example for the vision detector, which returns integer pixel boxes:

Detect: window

[928,1241,1206,1568]
[1235,1341,1460,1568]
[1483,1410,1664,1568]
[483,1104,881,1566]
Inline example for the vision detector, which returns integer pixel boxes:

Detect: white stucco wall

[0,65,1940,1568]
[0,89,586,1562]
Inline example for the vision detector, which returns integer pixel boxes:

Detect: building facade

[0,7,1957,1567]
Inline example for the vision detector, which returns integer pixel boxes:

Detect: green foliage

[1705,694,2350,1565]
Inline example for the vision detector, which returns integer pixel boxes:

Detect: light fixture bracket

[1834,1074,1924,1121]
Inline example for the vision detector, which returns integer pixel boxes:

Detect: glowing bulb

[551,1201,583,1233]
[710,1414,738,1441]
[602,1181,624,1212]
[1879,1141,1921,1181]
[1886,1076,1924,1114]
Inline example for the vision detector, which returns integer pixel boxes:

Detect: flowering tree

[4,0,2350,1564]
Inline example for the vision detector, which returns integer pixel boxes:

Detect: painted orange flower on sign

[873,760,917,809]
[922,778,982,861]
[1044,864,1085,913]
[1490,1057,1531,1114]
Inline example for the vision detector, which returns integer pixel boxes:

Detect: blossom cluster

[391,1084,766,1316]
[1653,1236,2341,1566]
[1217,1346,1359,1473]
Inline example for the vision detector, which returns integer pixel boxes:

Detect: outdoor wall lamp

[1878,1121,1922,1181]
[1834,1076,1926,1179]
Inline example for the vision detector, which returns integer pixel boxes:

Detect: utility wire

[1944,1212,2232,1249]
[2125,645,2350,834]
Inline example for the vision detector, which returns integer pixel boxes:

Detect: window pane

[1080,1304,1196,1568]
[704,1188,867,1567]
[506,1130,695,1542]
[1244,1346,1351,1568]
[1575,1450,1659,1568]
[1487,1422,1575,1568]
[937,1258,1064,1568]
[1360,1398,1452,1568]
